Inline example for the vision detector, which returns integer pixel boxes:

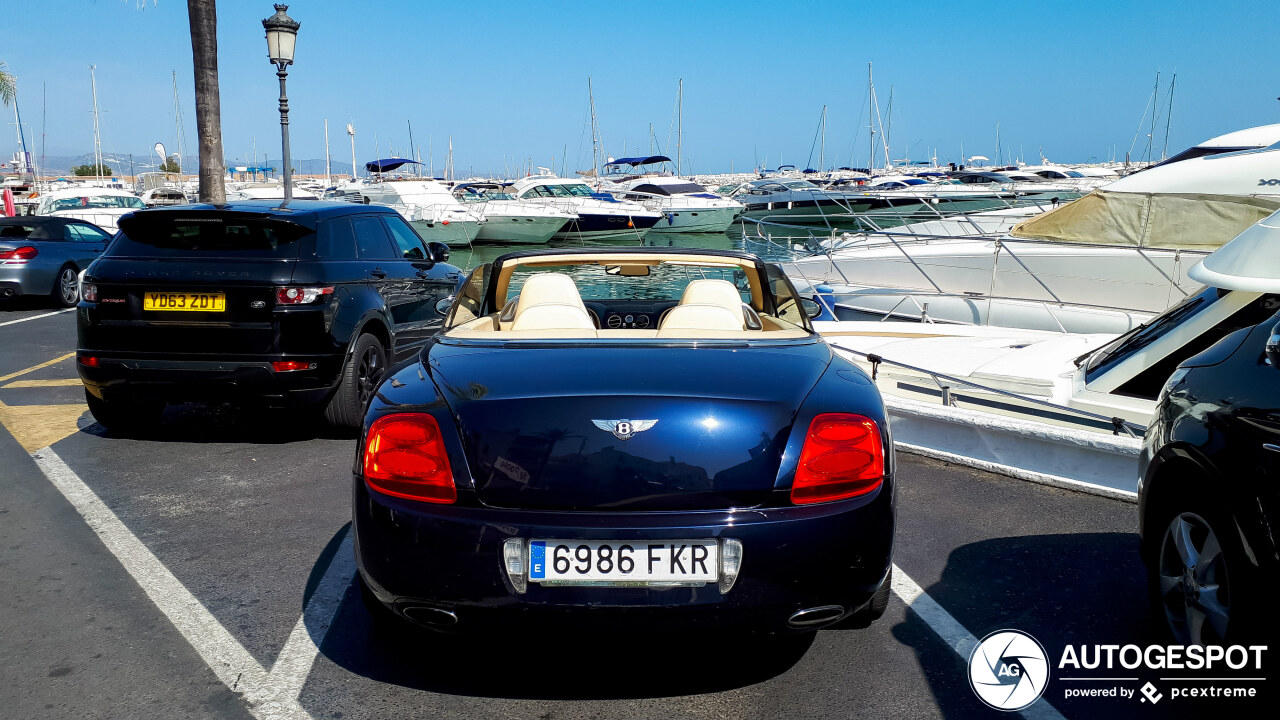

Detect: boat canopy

[365,158,420,173]
[1189,209,1280,291]
[1011,189,1280,251]
[604,156,672,168]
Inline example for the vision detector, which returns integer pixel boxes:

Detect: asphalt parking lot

[0,302,1271,719]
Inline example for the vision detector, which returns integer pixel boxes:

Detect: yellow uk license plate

[144,291,226,312]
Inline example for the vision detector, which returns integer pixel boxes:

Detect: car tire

[1147,501,1264,645]
[832,566,893,629]
[324,333,386,430]
[52,265,79,308]
[84,389,164,433]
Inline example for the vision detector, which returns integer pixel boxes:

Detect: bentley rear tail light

[363,414,456,504]
[791,413,884,505]
[275,286,334,305]
[0,246,38,261]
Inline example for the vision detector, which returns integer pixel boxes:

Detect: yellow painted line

[0,352,76,384]
[3,378,83,389]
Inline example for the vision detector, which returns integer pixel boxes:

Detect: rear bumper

[77,352,344,406]
[354,476,895,633]
[0,265,51,297]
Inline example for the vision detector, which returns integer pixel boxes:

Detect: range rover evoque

[76,201,462,431]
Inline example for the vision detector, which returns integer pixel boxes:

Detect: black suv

[1139,307,1280,645]
[77,201,462,430]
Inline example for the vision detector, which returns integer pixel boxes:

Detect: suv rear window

[111,216,309,258]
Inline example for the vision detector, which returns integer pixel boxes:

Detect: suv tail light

[791,413,884,505]
[0,246,38,261]
[363,414,456,504]
[276,286,334,305]
[82,282,98,302]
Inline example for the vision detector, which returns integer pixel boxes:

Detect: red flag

[2,188,15,217]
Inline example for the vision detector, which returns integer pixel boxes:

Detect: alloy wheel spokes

[61,270,78,303]
[1157,572,1183,599]
[1195,585,1230,639]
[1172,516,1200,569]
[1186,605,1208,645]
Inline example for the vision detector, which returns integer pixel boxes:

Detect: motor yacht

[452,182,575,244]
[508,176,661,241]
[607,173,743,233]
[34,187,146,231]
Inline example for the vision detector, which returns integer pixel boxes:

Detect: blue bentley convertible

[353,247,895,634]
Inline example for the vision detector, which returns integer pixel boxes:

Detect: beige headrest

[514,272,586,317]
[657,304,744,334]
[679,279,744,313]
[511,303,596,331]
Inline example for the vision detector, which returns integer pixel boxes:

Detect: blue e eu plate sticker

[530,541,546,579]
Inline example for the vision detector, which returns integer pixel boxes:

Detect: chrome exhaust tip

[787,605,845,628]
[400,606,459,627]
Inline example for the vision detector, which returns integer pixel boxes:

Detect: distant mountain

[31,152,361,178]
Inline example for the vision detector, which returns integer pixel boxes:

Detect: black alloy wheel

[324,333,387,430]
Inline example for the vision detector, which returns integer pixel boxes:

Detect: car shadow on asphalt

[0,297,61,313]
[79,401,356,444]
[313,583,815,700]
[893,531,1269,719]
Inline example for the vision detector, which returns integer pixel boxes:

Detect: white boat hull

[646,205,742,233]
[474,215,568,244]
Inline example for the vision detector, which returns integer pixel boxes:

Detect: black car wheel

[53,266,79,308]
[1154,510,1239,645]
[84,389,165,434]
[324,333,386,429]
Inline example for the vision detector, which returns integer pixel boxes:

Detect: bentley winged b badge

[592,419,658,441]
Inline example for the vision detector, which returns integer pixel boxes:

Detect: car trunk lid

[428,342,831,510]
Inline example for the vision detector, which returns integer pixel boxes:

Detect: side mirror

[427,242,450,264]
[800,297,823,318]
[1267,321,1280,366]
[435,295,454,317]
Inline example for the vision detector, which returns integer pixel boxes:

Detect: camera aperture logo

[969,630,1050,711]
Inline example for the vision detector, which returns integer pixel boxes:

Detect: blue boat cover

[365,158,421,173]
[604,155,673,167]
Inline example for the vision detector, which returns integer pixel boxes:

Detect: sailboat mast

[324,118,331,188]
[407,119,417,177]
[867,63,875,175]
[588,76,600,179]
[89,65,103,180]
[171,70,184,175]
[676,78,683,177]
[1161,74,1177,161]
[346,124,356,182]
[995,121,1001,166]
[1146,71,1160,163]
[819,104,826,173]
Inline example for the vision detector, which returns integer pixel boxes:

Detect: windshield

[45,195,146,212]
[781,180,820,190]
[1085,287,1223,380]
[1065,170,1084,178]
[506,263,751,303]
[655,182,708,195]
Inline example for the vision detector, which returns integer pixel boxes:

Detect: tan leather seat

[510,272,596,331]
[656,304,745,334]
[679,279,746,315]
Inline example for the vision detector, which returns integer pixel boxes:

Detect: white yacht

[784,126,1280,326]
[609,176,743,233]
[452,182,575,244]
[358,177,480,245]
[35,187,146,231]
[508,176,662,241]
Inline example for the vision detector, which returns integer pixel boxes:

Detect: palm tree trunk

[187,0,225,204]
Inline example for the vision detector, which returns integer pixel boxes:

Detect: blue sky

[5,0,1279,175]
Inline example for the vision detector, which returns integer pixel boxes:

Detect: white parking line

[0,308,75,327]
[28,438,1066,717]
[30,445,354,720]
[891,564,1067,720]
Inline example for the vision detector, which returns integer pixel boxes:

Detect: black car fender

[341,296,395,358]
[1140,442,1277,572]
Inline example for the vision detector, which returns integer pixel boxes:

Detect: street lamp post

[262,4,300,203]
